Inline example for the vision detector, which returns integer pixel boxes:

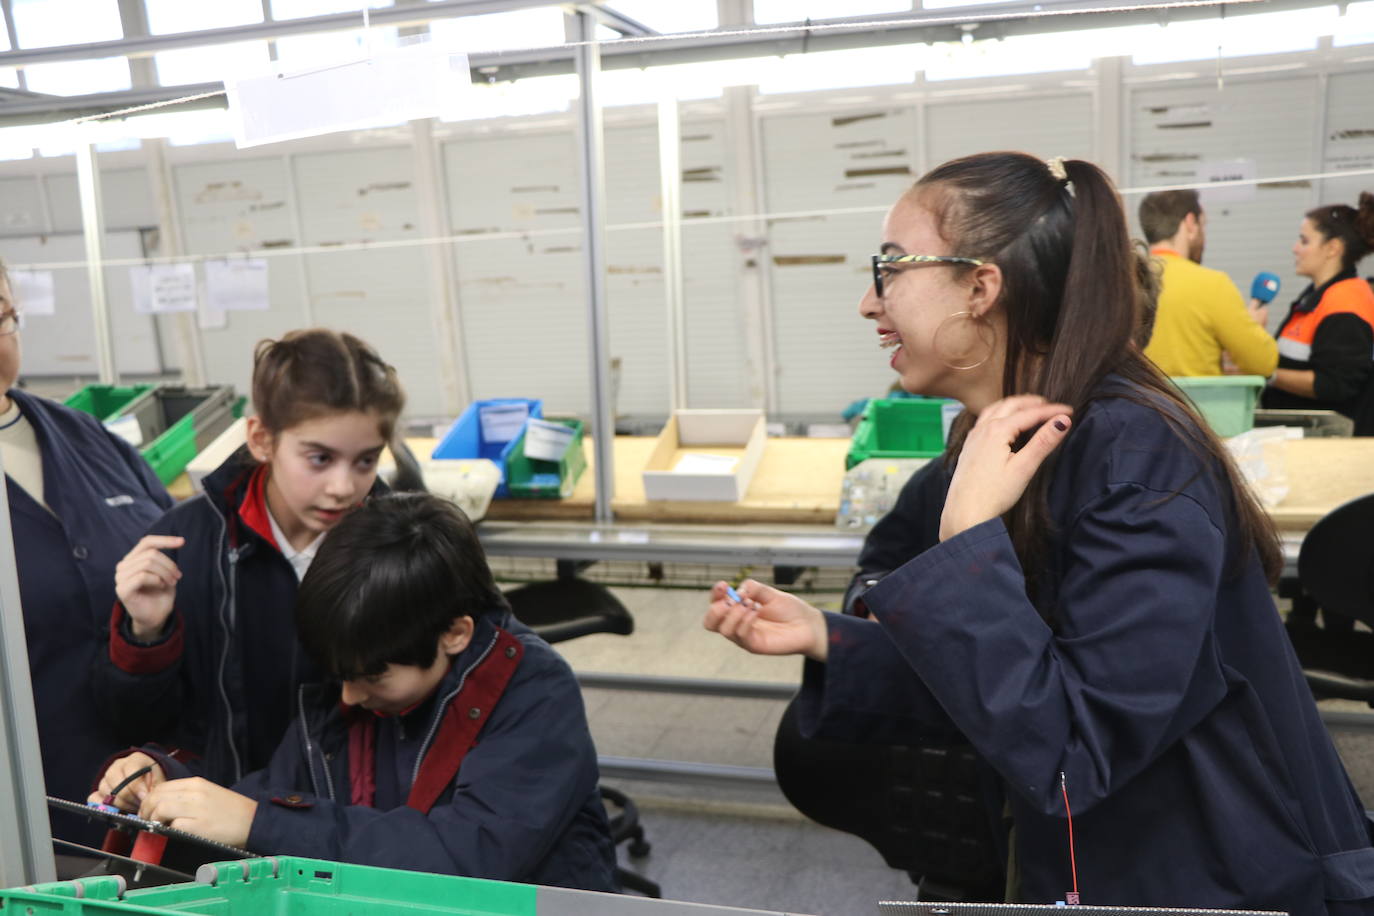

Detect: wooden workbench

[166,434,1374,530]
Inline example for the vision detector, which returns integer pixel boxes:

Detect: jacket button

[284,794,302,804]
[72,545,89,560]
[504,646,517,659]
[468,707,481,719]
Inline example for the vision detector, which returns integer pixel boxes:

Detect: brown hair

[917,152,1280,603]
[1138,190,1202,245]
[1305,191,1374,273]
[251,329,405,441]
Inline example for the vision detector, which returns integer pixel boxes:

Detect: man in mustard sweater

[1139,190,1278,377]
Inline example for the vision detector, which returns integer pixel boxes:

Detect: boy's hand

[115,535,185,641]
[88,752,165,811]
[139,778,257,849]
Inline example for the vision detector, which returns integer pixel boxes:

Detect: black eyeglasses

[872,254,985,298]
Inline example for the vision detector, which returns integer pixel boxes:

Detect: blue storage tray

[432,399,543,498]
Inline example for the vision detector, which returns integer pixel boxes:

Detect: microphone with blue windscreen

[1250,272,1281,304]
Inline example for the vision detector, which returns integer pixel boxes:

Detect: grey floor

[551,584,1374,916]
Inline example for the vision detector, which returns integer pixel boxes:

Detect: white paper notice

[673,453,739,475]
[130,264,198,314]
[205,258,270,312]
[1198,159,1257,204]
[10,269,55,316]
[227,46,472,149]
[478,403,529,443]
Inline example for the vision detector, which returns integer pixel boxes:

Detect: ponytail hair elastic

[1046,156,1074,196]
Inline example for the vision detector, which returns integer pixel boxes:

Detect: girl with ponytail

[705,153,1374,914]
[1263,192,1374,434]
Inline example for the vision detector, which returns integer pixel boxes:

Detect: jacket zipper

[410,630,499,788]
[297,685,331,800]
[211,506,244,784]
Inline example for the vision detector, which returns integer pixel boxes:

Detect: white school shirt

[266,509,325,581]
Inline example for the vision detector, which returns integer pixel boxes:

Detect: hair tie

[1046,156,1074,197]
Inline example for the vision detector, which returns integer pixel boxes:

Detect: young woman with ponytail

[1262,193,1374,434]
[705,153,1374,914]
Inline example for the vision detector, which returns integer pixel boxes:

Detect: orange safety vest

[1277,276,1374,364]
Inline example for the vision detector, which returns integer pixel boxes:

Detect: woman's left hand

[940,395,1073,542]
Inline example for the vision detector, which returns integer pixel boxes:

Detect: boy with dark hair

[93,493,618,892]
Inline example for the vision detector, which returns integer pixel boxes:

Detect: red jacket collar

[234,464,279,550]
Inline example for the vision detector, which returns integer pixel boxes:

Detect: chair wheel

[629,839,652,858]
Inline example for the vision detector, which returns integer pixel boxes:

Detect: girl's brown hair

[251,329,405,440]
[917,152,1280,602]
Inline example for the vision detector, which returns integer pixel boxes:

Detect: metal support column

[412,117,471,416]
[0,453,55,887]
[573,9,615,524]
[658,96,688,411]
[76,140,117,385]
[145,139,208,386]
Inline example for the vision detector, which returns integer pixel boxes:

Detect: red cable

[1060,772,1079,897]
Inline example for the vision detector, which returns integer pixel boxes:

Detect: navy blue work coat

[152,611,618,892]
[5,389,171,844]
[799,382,1374,915]
[92,452,387,788]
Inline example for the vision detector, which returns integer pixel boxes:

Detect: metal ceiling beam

[0,0,1345,125]
[580,3,658,37]
[0,0,561,67]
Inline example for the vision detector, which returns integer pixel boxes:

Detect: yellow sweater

[1143,249,1278,377]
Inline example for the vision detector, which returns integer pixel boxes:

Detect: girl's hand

[703,579,830,662]
[138,778,257,849]
[940,395,1073,542]
[88,752,165,811]
[114,536,185,641]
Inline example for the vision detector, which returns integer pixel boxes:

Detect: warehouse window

[1334,0,1374,45]
[753,0,911,25]
[429,7,567,54]
[10,0,130,95]
[0,10,17,89]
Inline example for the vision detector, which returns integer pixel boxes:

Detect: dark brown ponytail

[922,152,1281,602]
[1306,191,1374,273]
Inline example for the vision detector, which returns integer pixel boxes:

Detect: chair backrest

[1297,492,1374,626]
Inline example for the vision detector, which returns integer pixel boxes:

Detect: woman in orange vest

[1262,193,1374,433]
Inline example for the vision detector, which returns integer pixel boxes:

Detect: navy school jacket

[152,611,618,891]
[92,450,385,787]
[799,380,1374,915]
[4,389,172,845]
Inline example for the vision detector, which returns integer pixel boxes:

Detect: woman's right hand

[88,752,165,811]
[703,579,830,662]
[114,535,185,641]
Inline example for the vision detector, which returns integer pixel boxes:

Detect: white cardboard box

[642,409,767,502]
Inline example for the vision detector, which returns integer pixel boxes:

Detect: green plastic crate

[1170,375,1265,438]
[505,418,587,499]
[4,856,539,915]
[846,398,954,470]
[122,387,243,486]
[63,384,157,423]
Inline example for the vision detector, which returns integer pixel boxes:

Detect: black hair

[916,152,1280,598]
[295,493,508,680]
[1305,192,1374,273]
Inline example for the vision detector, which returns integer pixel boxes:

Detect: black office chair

[1284,493,1374,702]
[502,578,661,898]
[390,436,427,493]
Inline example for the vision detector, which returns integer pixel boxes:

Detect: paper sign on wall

[1198,159,1257,204]
[130,263,198,314]
[226,45,472,149]
[205,258,270,311]
[9,269,55,316]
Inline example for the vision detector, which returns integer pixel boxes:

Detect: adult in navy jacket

[706,153,1374,915]
[96,494,617,892]
[0,268,171,846]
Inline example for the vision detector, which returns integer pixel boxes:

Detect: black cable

[106,764,155,805]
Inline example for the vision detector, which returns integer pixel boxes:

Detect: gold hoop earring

[933,310,995,371]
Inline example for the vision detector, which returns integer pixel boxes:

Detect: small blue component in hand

[725,585,743,604]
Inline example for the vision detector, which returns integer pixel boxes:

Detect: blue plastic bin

[432,398,543,498]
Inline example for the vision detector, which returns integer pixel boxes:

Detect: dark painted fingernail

[1053,419,1069,431]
